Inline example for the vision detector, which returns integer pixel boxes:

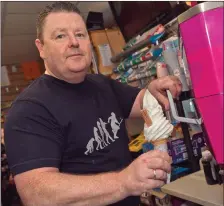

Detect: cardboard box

[168,132,205,164]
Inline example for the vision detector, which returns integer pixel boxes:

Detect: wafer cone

[151,139,168,152]
[141,109,152,127]
[151,138,171,184]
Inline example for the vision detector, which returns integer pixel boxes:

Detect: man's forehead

[44,12,86,31]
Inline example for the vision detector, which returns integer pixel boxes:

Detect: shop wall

[1,62,43,128]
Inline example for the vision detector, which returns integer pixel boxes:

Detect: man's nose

[68,36,79,48]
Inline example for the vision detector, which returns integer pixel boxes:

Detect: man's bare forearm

[17,170,129,206]
[129,89,146,119]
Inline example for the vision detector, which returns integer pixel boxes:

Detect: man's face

[36,12,92,83]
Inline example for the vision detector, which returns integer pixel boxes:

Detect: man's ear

[35,39,46,59]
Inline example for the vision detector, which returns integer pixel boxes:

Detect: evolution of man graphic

[85,112,123,155]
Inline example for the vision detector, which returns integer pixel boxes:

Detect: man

[4,2,182,206]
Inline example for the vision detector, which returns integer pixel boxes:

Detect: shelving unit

[110,18,179,89]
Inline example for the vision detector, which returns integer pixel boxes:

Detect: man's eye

[76,33,85,38]
[56,34,65,39]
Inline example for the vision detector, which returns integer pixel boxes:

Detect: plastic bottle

[201,149,219,185]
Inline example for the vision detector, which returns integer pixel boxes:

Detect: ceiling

[1,1,116,65]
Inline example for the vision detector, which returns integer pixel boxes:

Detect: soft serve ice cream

[142,89,173,142]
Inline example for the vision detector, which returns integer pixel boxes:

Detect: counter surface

[162,170,224,206]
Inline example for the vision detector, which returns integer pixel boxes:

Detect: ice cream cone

[151,138,171,184]
[151,139,168,152]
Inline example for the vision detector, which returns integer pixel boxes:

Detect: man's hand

[129,76,182,118]
[148,76,182,111]
[119,150,172,196]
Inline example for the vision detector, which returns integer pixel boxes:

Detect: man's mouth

[67,53,83,58]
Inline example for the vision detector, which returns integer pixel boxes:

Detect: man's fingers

[144,150,172,164]
[152,91,170,111]
[148,76,182,110]
[145,179,165,190]
[146,157,171,173]
[160,77,178,98]
[176,80,182,96]
[169,76,182,97]
[147,169,167,181]
[161,76,182,98]
[166,82,178,99]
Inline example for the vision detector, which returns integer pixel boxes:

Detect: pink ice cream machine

[178,2,223,168]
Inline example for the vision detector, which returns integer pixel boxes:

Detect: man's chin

[65,70,87,84]
[68,66,88,74]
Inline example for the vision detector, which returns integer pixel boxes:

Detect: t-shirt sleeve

[108,77,141,119]
[4,100,64,176]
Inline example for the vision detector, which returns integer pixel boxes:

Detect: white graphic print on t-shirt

[84,112,123,155]
[108,112,123,139]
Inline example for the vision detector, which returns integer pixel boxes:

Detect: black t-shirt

[4,74,141,206]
